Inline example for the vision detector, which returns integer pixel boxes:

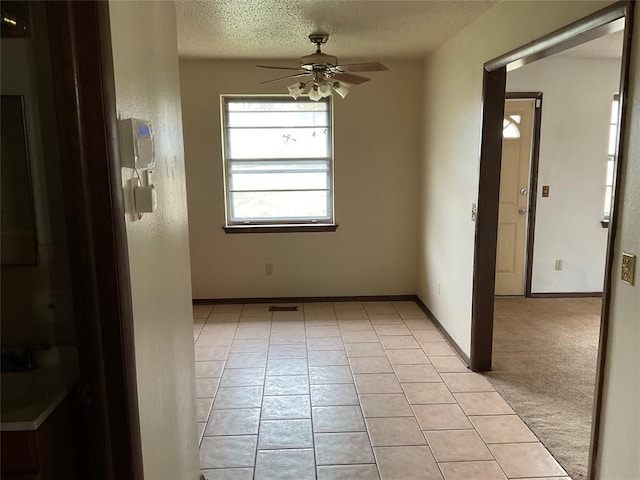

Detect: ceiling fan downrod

[309,33,329,53]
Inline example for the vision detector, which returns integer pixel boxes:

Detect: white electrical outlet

[555,259,563,271]
[265,263,273,276]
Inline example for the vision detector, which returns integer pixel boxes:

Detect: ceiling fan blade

[260,72,310,85]
[335,62,389,73]
[333,72,370,85]
[257,64,303,71]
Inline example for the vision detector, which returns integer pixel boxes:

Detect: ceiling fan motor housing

[300,52,339,71]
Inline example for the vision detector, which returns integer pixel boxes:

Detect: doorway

[23,2,143,478]
[492,35,624,477]
[470,2,634,479]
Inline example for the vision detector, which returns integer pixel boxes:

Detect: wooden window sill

[223,224,339,234]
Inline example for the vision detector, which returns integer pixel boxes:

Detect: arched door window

[503,114,522,138]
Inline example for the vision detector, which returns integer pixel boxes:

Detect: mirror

[1,95,39,265]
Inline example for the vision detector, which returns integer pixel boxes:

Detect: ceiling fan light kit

[287,78,351,100]
[258,33,388,101]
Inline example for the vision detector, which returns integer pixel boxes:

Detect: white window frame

[603,93,619,226]
[220,95,335,230]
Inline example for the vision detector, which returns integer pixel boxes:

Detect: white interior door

[495,99,535,296]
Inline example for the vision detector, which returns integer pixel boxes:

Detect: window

[221,96,335,231]
[602,94,619,227]
[503,114,522,138]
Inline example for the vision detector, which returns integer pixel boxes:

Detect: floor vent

[269,306,299,312]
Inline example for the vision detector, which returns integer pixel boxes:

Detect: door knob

[520,188,528,195]
[519,208,528,215]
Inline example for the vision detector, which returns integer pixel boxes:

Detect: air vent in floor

[269,306,299,312]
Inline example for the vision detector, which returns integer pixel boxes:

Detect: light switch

[621,253,636,285]
[542,185,550,197]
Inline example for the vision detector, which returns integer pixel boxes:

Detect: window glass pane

[608,125,618,156]
[610,100,619,124]
[603,95,618,219]
[604,186,612,217]
[229,161,329,191]
[227,127,330,159]
[228,111,329,128]
[228,100,327,112]
[509,114,521,124]
[231,191,330,221]
[503,123,520,138]
[605,157,615,186]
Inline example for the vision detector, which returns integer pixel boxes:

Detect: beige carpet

[486,297,601,480]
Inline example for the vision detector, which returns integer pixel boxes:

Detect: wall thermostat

[119,118,155,169]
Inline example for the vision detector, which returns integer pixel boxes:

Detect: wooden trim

[470,66,506,372]
[223,224,338,234]
[95,3,144,479]
[526,94,543,298]
[528,292,603,299]
[485,2,627,72]
[414,297,471,367]
[589,2,635,478]
[194,295,416,305]
[505,92,541,100]
[505,92,544,298]
[46,2,143,479]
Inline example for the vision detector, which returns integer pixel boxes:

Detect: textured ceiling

[176,0,498,60]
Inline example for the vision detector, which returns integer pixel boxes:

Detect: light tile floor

[193,301,570,480]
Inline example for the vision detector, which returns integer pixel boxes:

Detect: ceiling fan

[257,33,388,101]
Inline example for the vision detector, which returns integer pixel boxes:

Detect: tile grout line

[400,306,448,479]
[307,302,320,479]
[198,306,219,448]
[199,306,239,476]
[193,307,208,448]
[366,302,404,479]
[397,303,444,478]
[252,302,273,478]
[407,309,493,476]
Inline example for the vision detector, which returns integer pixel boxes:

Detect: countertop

[1,349,78,432]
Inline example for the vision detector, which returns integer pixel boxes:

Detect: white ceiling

[176,0,498,61]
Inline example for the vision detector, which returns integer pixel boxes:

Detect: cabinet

[1,395,76,480]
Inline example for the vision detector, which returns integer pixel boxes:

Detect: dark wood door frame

[503,92,544,298]
[470,2,634,479]
[46,2,143,479]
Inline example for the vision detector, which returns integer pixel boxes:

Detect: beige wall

[108,2,199,479]
[180,59,422,299]
[419,0,638,477]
